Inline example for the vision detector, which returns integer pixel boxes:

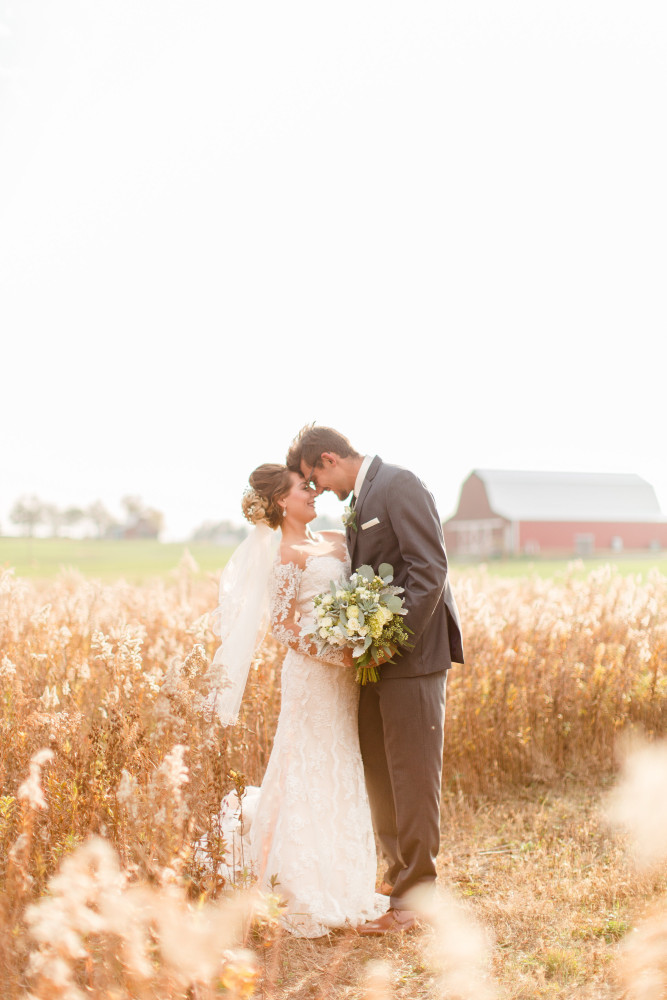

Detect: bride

[206,463,386,937]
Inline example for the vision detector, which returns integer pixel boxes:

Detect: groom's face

[301,453,352,502]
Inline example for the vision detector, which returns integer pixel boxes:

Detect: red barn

[444,470,667,558]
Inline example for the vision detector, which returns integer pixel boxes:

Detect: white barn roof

[475,469,666,523]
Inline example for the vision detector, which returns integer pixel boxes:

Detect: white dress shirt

[354,455,373,499]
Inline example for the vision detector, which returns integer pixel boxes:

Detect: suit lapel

[348,455,382,566]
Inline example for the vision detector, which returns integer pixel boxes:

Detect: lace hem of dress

[196,786,388,939]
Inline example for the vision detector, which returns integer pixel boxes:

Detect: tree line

[6,495,165,540]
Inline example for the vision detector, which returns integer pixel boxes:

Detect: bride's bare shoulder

[278,541,308,569]
[319,529,347,551]
[319,529,348,558]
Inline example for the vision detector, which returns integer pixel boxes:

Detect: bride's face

[282,473,317,524]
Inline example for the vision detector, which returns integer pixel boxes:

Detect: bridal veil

[206,522,280,725]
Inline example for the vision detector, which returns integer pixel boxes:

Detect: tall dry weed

[449,563,667,792]
[1,559,666,996]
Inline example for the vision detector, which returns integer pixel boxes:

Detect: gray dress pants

[358,669,447,910]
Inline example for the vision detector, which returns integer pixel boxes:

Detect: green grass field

[453,554,667,579]
[0,537,235,581]
[1,536,666,581]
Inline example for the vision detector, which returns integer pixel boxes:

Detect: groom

[286,424,464,934]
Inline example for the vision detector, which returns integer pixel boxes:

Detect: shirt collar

[354,455,373,498]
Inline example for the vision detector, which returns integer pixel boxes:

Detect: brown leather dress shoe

[357,908,418,935]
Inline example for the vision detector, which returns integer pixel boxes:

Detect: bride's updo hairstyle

[242,463,293,529]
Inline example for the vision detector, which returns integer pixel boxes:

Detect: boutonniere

[342,505,357,532]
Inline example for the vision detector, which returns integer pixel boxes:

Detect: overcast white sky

[1,1,666,540]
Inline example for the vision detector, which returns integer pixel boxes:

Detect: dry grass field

[2,557,667,999]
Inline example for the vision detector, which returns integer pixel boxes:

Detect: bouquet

[305,563,413,684]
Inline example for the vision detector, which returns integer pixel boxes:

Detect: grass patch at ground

[257,786,666,999]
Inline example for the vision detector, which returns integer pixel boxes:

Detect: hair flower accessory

[242,488,268,526]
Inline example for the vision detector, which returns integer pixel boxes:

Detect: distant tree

[120,496,164,539]
[42,503,65,537]
[191,519,248,544]
[142,507,164,539]
[10,495,44,537]
[86,500,114,539]
[121,495,144,525]
[63,506,85,534]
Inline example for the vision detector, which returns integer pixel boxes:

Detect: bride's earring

[282,506,287,517]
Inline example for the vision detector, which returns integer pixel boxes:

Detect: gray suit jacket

[347,456,464,678]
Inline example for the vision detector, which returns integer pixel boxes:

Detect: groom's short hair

[286,423,360,472]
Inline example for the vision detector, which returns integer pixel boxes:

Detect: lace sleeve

[270,562,345,665]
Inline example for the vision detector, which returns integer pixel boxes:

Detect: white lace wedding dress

[234,552,387,937]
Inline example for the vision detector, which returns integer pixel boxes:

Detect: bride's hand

[340,648,356,669]
[343,647,394,669]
